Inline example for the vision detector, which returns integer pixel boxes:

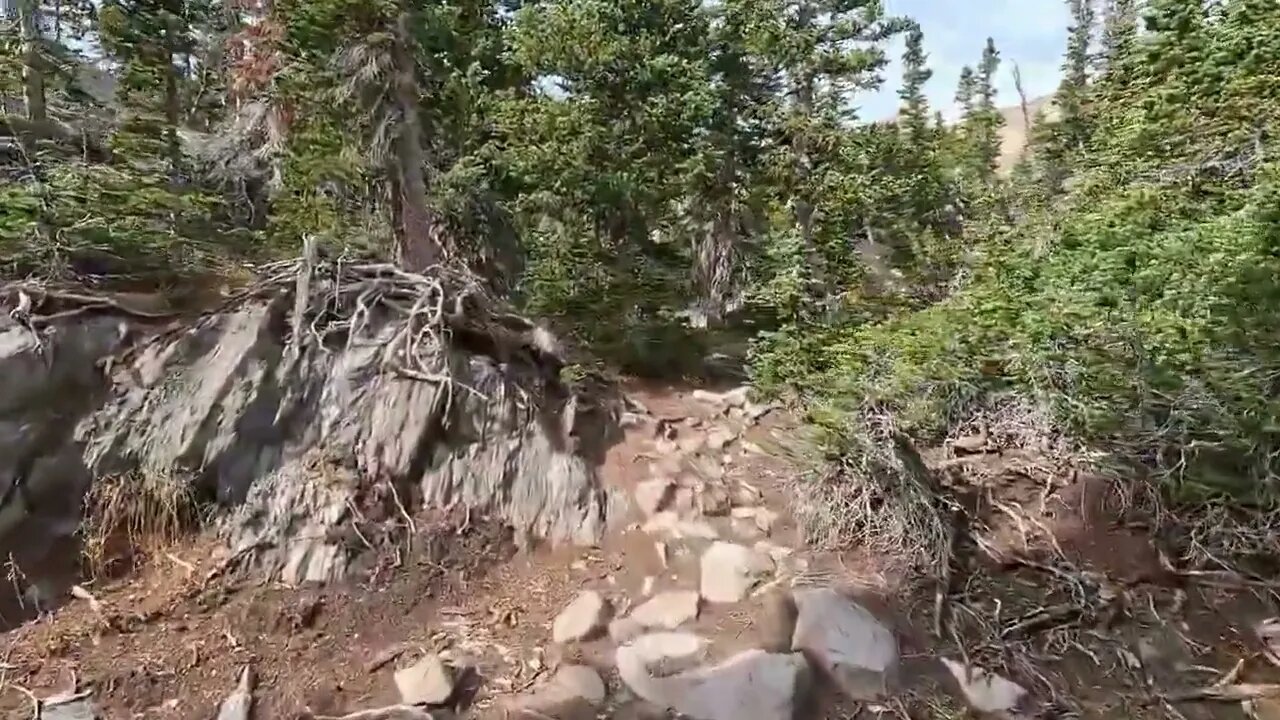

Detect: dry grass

[79,469,203,580]
[789,422,952,578]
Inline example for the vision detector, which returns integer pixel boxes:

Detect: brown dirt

[0,381,1274,720]
[0,515,516,718]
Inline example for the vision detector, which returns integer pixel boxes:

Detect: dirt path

[0,382,1275,719]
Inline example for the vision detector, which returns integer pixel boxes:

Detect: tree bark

[18,0,46,123]
[388,9,446,271]
[163,13,182,167]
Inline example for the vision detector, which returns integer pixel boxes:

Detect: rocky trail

[1,264,1279,720]
[1,381,898,720]
[3,379,1277,720]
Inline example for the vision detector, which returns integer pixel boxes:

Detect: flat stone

[635,478,676,517]
[753,542,794,566]
[503,665,607,720]
[616,632,710,686]
[610,617,646,644]
[394,653,455,706]
[700,542,773,603]
[644,512,719,540]
[43,693,97,720]
[791,588,897,700]
[629,591,701,630]
[552,591,612,643]
[619,645,808,720]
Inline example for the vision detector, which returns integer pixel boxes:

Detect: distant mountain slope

[997,95,1054,171]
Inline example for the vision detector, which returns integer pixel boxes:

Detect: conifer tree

[957,38,1004,180]
[1056,0,1095,153]
[898,24,932,148]
[955,65,977,118]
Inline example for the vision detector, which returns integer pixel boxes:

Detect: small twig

[386,481,415,554]
[165,551,196,575]
[364,643,408,674]
[344,500,376,553]
[3,683,38,718]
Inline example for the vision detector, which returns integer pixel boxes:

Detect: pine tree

[1098,0,1138,74]
[898,24,932,148]
[963,38,1005,179]
[99,0,205,167]
[955,65,977,118]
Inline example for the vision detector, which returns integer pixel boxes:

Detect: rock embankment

[0,260,623,618]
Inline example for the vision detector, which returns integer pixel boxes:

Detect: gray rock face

[0,318,128,620]
[791,588,898,700]
[1,264,624,594]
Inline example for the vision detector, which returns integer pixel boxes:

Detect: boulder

[699,542,773,603]
[791,588,897,700]
[553,590,612,643]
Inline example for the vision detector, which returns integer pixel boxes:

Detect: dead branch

[1,284,182,322]
[0,114,108,159]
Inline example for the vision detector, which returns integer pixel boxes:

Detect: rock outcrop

[0,259,625,603]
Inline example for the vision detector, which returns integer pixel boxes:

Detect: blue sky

[858,0,1071,121]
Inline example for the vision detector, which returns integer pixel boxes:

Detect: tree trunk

[18,0,46,123]
[388,9,445,271]
[163,15,182,167]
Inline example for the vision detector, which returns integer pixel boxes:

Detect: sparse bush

[80,470,204,580]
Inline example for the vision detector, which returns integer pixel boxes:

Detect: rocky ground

[1,380,1278,720]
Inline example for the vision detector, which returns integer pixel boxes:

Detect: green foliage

[4,0,1278,513]
[754,0,1280,505]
